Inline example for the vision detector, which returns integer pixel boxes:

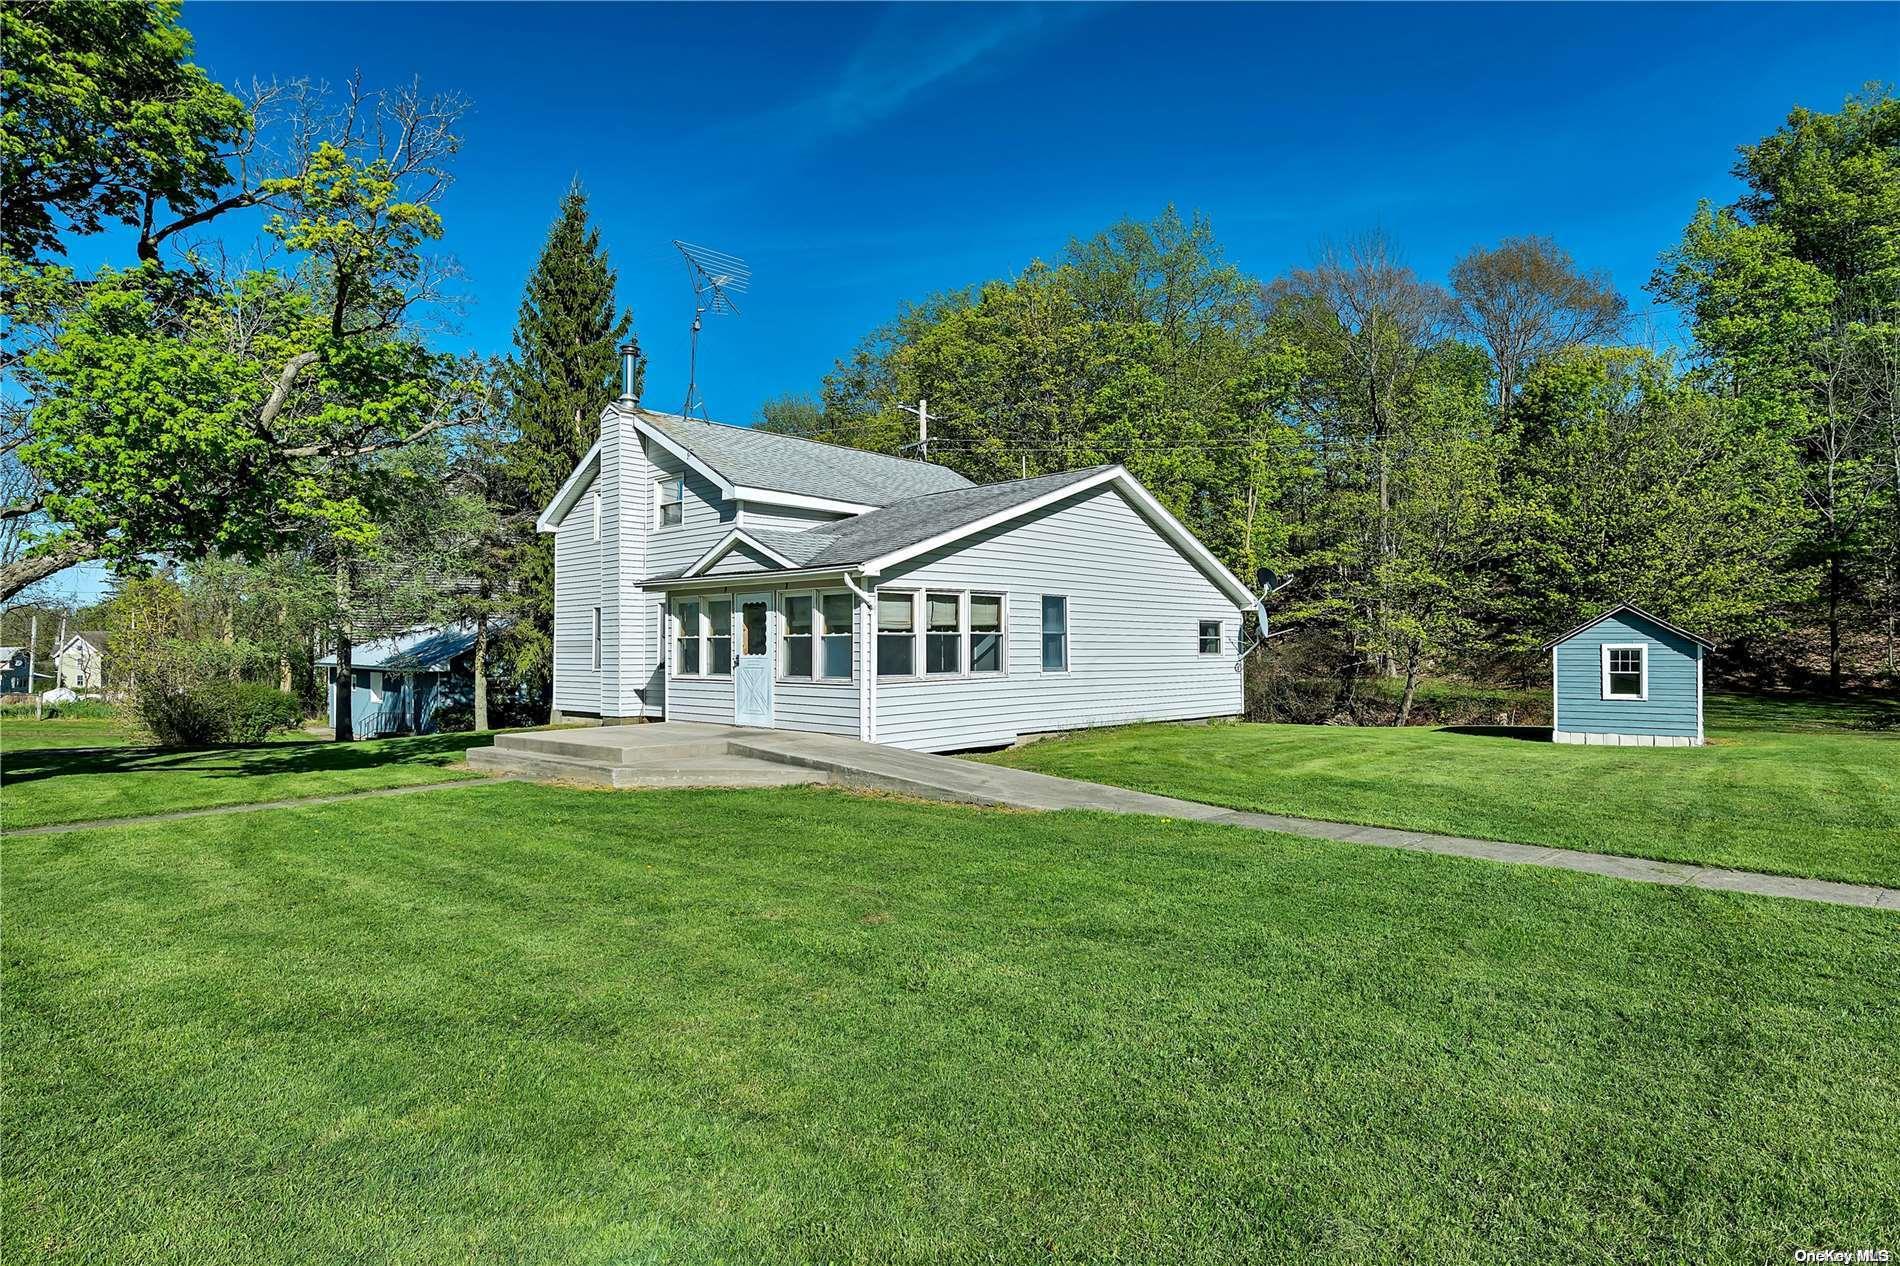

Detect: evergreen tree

[497,184,637,700]
[502,183,638,504]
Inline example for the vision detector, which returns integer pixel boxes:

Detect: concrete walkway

[720,730,1900,912]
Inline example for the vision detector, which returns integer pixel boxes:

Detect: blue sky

[47,1,1899,600]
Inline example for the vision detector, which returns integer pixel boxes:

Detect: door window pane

[821,593,854,679]
[970,594,1003,673]
[877,592,914,676]
[782,595,814,677]
[742,602,768,656]
[1041,595,1068,671]
[708,599,732,675]
[926,592,961,674]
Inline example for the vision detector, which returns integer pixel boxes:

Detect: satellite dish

[1255,567,1279,592]
[7,650,26,671]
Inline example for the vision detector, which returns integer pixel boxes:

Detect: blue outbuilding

[1542,602,1715,747]
[317,624,481,739]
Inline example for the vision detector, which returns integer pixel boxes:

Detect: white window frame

[923,590,964,677]
[777,588,855,684]
[591,491,602,542]
[967,592,1007,676]
[655,474,684,530]
[1601,642,1648,701]
[671,597,705,677]
[1041,594,1069,673]
[1197,619,1223,655]
[876,588,919,680]
[705,595,734,678]
[591,606,602,671]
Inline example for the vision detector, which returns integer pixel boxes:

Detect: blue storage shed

[1542,603,1714,747]
[317,624,480,739]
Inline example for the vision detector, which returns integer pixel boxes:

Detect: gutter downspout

[843,572,875,742]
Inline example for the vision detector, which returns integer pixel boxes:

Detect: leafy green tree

[754,393,827,435]
[496,185,636,700]
[1653,84,1899,686]
[1499,347,1809,643]
[0,0,247,265]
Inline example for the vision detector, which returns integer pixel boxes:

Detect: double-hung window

[821,593,855,679]
[1602,644,1646,700]
[877,592,915,676]
[925,592,962,675]
[1198,620,1222,654]
[707,599,733,675]
[781,595,814,678]
[656,475,683,528]
[1041,596,1068,671]
[674,600,702,675]
[969,594,1004,673]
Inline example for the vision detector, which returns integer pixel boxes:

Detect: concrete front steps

[465,723,829,789]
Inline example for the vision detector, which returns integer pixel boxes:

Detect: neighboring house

[1542,602,1714,747]
[536,354,1257,752]
[0,647,29,694]
[316,624,481,738]
[54,631,108,692]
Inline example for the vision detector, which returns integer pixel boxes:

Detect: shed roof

[1539,602,1715,652]
[316,623,482,672]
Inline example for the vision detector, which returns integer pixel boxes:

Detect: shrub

[134,682,303,747]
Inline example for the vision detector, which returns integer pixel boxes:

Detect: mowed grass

[974,694,1900,890]
[0,712,139,750]
[6,782,1896,1263]
[0,725,495,829]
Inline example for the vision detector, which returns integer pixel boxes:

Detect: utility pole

[26,613,37,720]
[898,398,930,460]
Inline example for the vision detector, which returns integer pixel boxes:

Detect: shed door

[733,596,774,727]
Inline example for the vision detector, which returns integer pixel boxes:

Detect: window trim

[1600,642,1648,701]
[924,590,964,677]
[591,491,602,542]
[591,606,602,671]
[777,588,856,685]
[1041,594,1070,673]
[1197,619,1222,655]
[655,473,684,530]
[967,592,1007,676]
[874,587,1011,681]
[671,597,705,677]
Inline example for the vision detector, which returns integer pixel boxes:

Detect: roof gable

[1540,602,1715,652]
[535,440,602,533]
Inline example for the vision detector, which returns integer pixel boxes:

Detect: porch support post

[844,571,874,742]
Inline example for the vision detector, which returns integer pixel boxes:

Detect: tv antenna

[673,240,749,420]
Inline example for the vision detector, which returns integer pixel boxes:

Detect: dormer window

[656,475,683,528]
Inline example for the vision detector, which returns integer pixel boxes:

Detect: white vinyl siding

[551,467,604,715]
[872,483,1243,752]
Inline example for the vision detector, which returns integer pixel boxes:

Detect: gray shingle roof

[649,466,1115,583]
[641,410,973,505]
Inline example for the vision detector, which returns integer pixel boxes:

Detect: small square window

[1603,645,1645,699]
[1198,620,1221,654]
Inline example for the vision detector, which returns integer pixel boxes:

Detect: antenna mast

[672,240,750,421]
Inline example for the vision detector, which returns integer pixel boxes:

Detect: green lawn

[975,694,1900,890]
[5,782,1894,1263]
[1,726,494,829]
[0,712,140,750]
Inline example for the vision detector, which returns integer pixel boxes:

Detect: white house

[54,630,108,692]
[536,352,1256,752]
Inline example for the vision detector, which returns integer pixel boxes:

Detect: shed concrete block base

[1556,730,1701,747]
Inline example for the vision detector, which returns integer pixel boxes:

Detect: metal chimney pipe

[618,343,639,402]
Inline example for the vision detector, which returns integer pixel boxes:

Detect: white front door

[734,596,774,727]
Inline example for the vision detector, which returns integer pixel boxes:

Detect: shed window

[969,594,1004,674]
[1041,596,1068,671]
[1198,620,1222,654]
[656,475,683,528]
[877,592,915,677]
[708,599,733,675]
[821,593,855,679]
[1602,644,1646,700]
[925,592,961,675]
